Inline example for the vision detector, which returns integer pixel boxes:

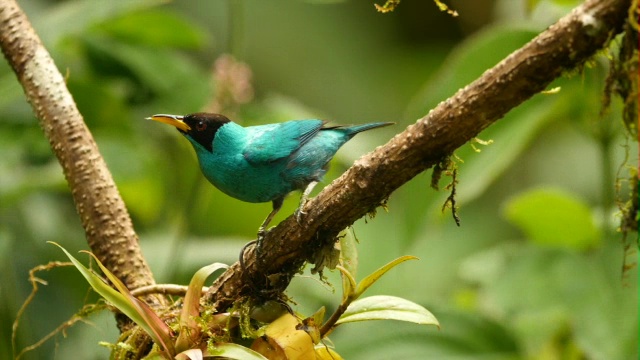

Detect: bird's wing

[242,119,325,165]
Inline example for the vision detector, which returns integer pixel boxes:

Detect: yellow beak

[146,114,191,132]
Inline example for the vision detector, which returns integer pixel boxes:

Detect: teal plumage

[148,112,392,240]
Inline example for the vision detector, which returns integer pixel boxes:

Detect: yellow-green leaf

[86,250,175,356]
[176,262,228,352]
[335,295,439,328]
[355,255,418,298]
[205,343,267,360]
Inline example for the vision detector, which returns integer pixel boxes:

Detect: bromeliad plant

[51,242,264,359]
[50,232,438,359]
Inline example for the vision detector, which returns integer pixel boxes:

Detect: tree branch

[204,0,632,309]
[0,0,165,307]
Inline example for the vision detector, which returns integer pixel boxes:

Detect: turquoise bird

[148,113,392,242]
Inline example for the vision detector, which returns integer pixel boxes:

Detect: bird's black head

[148,112,231,152]
[181,113,231,152]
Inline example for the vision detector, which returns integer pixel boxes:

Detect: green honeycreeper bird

[148,113,392,242]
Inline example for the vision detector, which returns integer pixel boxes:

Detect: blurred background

[1,0,637,359]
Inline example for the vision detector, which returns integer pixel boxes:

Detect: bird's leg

[295,181,318,225]
[256,197,284,256]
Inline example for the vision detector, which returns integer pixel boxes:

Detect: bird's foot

[294,200,309,226]
[294,208,307,226]
[256,227,267,258]
[239,239,257,270]
[239,228,268,270]
[295,181,316,226]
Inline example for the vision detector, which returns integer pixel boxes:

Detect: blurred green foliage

[1,0,636,359]
[503,188,601,250]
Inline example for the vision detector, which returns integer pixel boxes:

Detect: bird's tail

[342,122,394,137]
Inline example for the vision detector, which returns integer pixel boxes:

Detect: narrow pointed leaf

[303,307,326,344]
[176,263,228,352]
[85,251,175,356]
[51,242,132,309]
[335,295,439,327]
[355,256,418,297]
[50,243,174,357]
[311,306,326,327]
[205,343,268,360]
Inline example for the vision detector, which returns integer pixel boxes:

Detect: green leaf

[205,343,268,360]
[332,309,518,359]
[355,255,418,297]
[97,10,208,49]
[336,295,439,327]
[175,262,228,353]
[87,251,175,357]
[80,35,185,93]
[49,242,175,357]
[310,306,326,331]
[502,187,600,250]
[33,0,165,46]
[485,245,635,359]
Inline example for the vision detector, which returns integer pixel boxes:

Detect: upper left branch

[0,0,164,307]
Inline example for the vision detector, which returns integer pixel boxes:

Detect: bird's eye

[196,121,207,131]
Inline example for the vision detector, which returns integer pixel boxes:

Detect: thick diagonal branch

[205,0,632,309]
[0,0,164,307]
